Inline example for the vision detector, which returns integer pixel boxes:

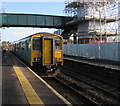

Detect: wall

[64,42,120,61]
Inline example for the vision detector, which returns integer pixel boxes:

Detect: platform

[64,55,120,71]
[2,51,71,105]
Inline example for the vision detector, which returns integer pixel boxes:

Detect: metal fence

[64,42,120,61]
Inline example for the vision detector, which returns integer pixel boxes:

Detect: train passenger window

[19,42,21,50]
[26,41,29,51]
[55,39,61,51]
[21,43,25,51]
[33,37,41,50]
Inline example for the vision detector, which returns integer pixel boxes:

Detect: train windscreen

[33,37,41,50]
[55,38,62,51]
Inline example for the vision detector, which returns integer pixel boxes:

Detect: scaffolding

[0,1,6,13]
[64,0,119,43]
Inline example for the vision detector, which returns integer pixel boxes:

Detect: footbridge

[0,13,73,29]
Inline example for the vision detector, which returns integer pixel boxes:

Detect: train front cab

[31,34,63,72]
[42,34,63,72]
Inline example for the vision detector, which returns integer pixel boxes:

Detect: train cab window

[55,38,62,51]
[33,37,41,50]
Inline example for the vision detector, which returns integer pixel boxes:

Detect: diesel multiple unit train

[11,32,63,73]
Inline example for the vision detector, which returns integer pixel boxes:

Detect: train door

[42,36,55,66]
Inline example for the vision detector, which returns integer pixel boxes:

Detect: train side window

[22,48,24,51]
[16,43,19,51]
[26,41,29,51]
[19,42,21,50]
[33,37,41,50]
[21,43,25,51]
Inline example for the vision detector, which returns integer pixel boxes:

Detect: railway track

[64,59,120,88]
[28,65,97,105]
[60,66,120,104]
[16,52,120,105]
[42,76,100,105]
[54,77,100,105]
[33,64,120,105]
[30,65,100,105]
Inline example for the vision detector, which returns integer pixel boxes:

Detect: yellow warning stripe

[13,66,44,105]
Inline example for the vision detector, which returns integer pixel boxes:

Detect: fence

[64,42,120,61]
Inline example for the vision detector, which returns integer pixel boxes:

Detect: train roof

[12,32,62,43]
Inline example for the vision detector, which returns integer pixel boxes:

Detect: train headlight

[34,58,41,61]
[56,58,60,61]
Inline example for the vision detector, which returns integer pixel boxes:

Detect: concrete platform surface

[64,55,120,71]
[2,51,71,105]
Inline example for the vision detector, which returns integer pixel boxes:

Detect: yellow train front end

[31,33,63,73]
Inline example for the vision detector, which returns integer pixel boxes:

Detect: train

[11,32,63,73]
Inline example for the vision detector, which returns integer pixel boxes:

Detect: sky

[1,1,119,42]
[1,2,66,42]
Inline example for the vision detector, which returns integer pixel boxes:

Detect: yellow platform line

[13,66,44,105]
